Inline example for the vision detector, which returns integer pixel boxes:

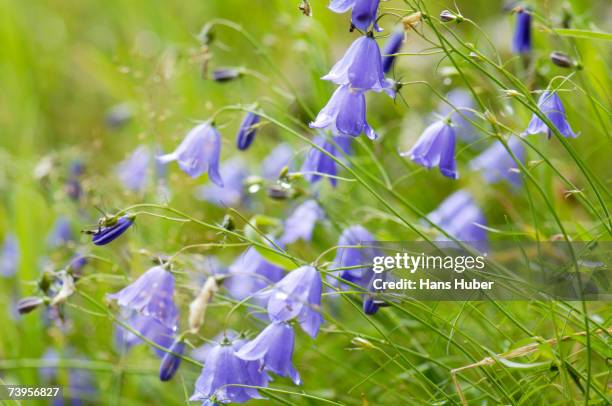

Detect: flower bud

[267,185,290,200]
[550,51,574,68]
[211,68,242,83]
[351,337,375,349]
[159,340,185,381]
[17,297,44,314]
[439,10,463,23]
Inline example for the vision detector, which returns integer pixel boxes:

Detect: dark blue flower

[401,120,458,179]
[301,135,352,187]
[236,321,300,384]
[333,225,380,285]
[329,0,381,31]
[280,200,324,244]
[159,339,185,381]
[512,9,532,54]
[157,123,223,185]
[92,215,134,245]
[107,266,178,328]
[323,35,392,94]
[382,30,404,73]
[425,190,488,245]
[469,136,525,187]
[195,158,248,207]
[225,247,285,301]
[117,145,151,192]
[524,91,577,139]
[266,265,323,338]
[262,144,293,180]
[363,296,380,315]
[236,112,261,150]
[190,340,269,404]
[310,85,377,139]
[0,234,19,277]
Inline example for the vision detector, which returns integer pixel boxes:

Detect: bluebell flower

[333,225,380,284]
[280,200,324,244]
[437,89,477,143]
[0,234,19,277]
[48,217,73,247]
[382,30,404,74]
[236,112,261,150]
[195,158,248,207]
[524,91,577,139]
[92,215,134,245]
[469,136,525,187]
[262,144,293,180]
[159,339,185,381]
[400,120,458,179]
[225,247,285,301]
[115,311,176,358]
[117,145,151,192]
[236,321,300,384]
[191,331,239,363]
[310,85,377,139]
[425,190,488,245]
[190,340,269,404]
[301,135,352,187]
[323,35,392,94]
[329,0,381,31]
[512,9,532,54]
[107,266,178,328]
[266,265,323,338]
[157,123,223,186]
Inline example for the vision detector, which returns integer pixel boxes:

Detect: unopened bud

[159,339,185,381]
[211,68,242,83]
[402,12,423,31]
[439,10,463,23]
[188,276,218,334]
[550,52,573,68]
[17,297,44,314]
[267,185,290,200]
[351,337,376,349]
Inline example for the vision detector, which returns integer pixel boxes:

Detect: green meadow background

[0,0,610,404]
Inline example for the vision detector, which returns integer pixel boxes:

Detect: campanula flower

[382,30,404,74]
[225,247,285,301]
[236,112,261,150]
[301,135,352,187]
[437,89,477,143]
[469,136,525,187]
[323,35,392,94]
[280,200,324,244]
[329,0,381,31]
[0,234,19,277]
[401,120,458,179]
[159,339,185,381]
[117,145,151,192]
[115,311,176,358]
[92,215,134,245]
[333,225,380,284]
[524,91,577,139]
[512,9,532,54]
[262,144,293,179]
[47,217,73,247]
[266,265,323,337]
[157,123,223,186]
[107,266,178,328]
[236,321,300,384]
[195,158,248,207]
[310,85,377,139]
[425,190,488,245]
[191,331,238,363]
[190,340,269,404]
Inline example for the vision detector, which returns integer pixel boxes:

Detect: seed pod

[17,297,44,314]
[550,51,573,68]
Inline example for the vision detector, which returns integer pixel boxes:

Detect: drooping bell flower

[280,200,324,244]
[262,143,293,180]
[0,234,19,277]
[328,0,381,31]
[512,9,532,54]
[323,34,393,94]
[425,190,488,246]
[236,112,261,150]
[236,321,300,384]
[310,85,377,139]
[117,145,151,192]
[436,89,477,143]
[47,217,73,248]
[107,266,178,328]
[333,225,380,285]
[157,123,223,186]
[190,340,269,404]
[191,331,239,363]
[159,339,185,381]
[266,265,323,337]
[195,158,248,207]
[382,30,404,74]
[225,247,285,301]
[115,311,176,358]
[92,215,134,245]
[301,135,352,187]
[524,91,577,139]
[469,136,525,187]
[401,120,458,179]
